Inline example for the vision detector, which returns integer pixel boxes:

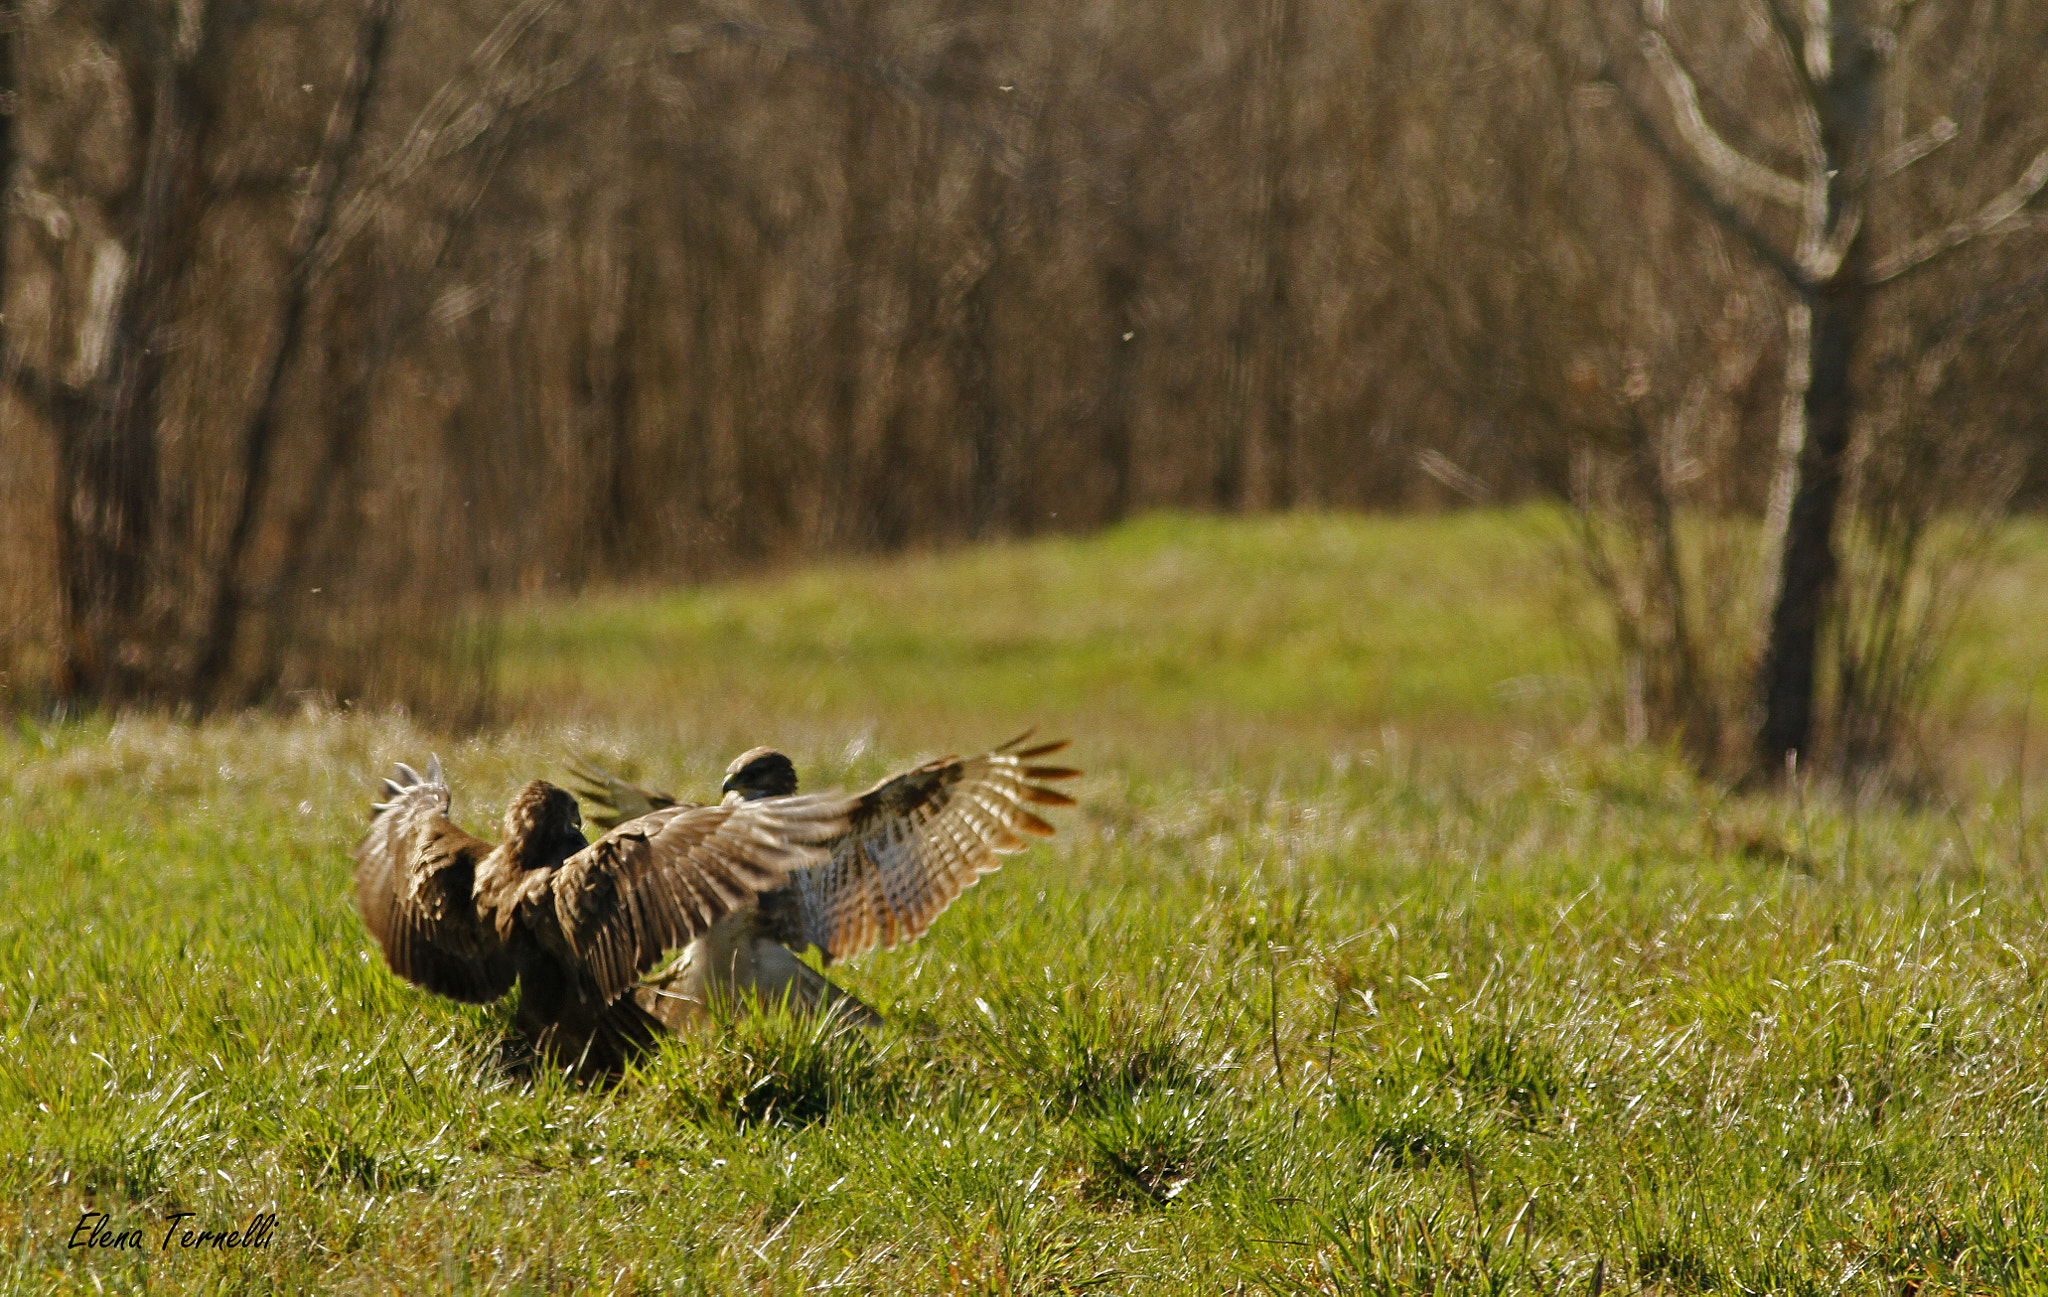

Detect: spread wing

[547,793,855,1004]
[566,758,677,831]
[352,758,518,1004]
[781,735,1080,962]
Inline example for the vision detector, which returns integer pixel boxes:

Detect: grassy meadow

[4,509,2048,1294]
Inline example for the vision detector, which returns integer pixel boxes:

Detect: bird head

[504,780,588,864]
[721,747,798,803]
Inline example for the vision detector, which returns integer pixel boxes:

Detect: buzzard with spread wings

[351,757,853,1074]
[568,734,1080,1027]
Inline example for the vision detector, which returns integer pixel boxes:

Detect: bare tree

[31,1,242,703]
[1583,0,2048,775]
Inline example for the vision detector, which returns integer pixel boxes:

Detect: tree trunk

[1757,266,1868,769]
[1213,0,1298,513]
[825,98,881,549]
[1751,10,1883,776]
[53,46,201,702]
[189,0,392,708]
[0,2,14,361]
[52,364,161,701]
[1254,0,1297,510]
[1099,255,1140,521]
[958,165,1007,540]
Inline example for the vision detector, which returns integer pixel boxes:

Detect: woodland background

[2,0,2045,779]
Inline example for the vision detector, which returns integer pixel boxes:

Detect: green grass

[5,508,2048,1293]
[493,508,1595,759]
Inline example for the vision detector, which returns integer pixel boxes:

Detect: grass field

[4,509,2047,1294]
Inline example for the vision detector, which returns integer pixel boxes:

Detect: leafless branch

[1755,0,1819,95]
[1876,115,1956,177]
[1600,67,1807,288]
[1804,196,1863,283]
[688,15,1028,179]
[1639,31,1806,208]
[325,0,562,259]
[0,0,13,380]
[1913,252,2048,351]
[683,12,1207,225]
[1799,0,1832,81]
[1870,143,2048,283]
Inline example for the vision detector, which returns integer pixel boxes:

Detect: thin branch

[325,0,560,258]
[1800,0,1832,81]
[1875,115,1956,177]
[1744,0,1831,248]
[0,0,14,388]
[1913,258,2048,352]
[689,16,1027,180]
[1803,193,1863,284]
[1757,0,1819,95]
[1639,31,1806,207]
[1601,67,1808,288]
[681,13,1211,234]
[1869,143,2048,283]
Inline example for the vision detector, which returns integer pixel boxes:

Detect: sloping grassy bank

[493,508,1596,765]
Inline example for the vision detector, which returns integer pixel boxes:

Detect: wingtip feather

[1011,808,1056,837]
[993,727,1039,752]
[1021,764,1081,781]
[1010,739,1070,760]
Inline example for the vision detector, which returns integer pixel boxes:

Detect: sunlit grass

[5,509,2048,1293]
[494,508,1597,766]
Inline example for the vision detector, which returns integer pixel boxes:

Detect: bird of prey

[351,756,855,1075]
[567,734,1080,1029]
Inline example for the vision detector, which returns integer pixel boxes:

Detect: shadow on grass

[648,1001,904,1130]
[967,984,1209,1119]
[1073,1089,1237,1209]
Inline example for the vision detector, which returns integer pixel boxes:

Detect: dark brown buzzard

[351,756,853,1074]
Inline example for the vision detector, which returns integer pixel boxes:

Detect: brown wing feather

[548,793,854,1003]
[565,759,679,831]
[352,761,517,1004]
[781,736,1079,962]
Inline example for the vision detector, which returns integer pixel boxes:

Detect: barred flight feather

[557,733,1079,1024]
